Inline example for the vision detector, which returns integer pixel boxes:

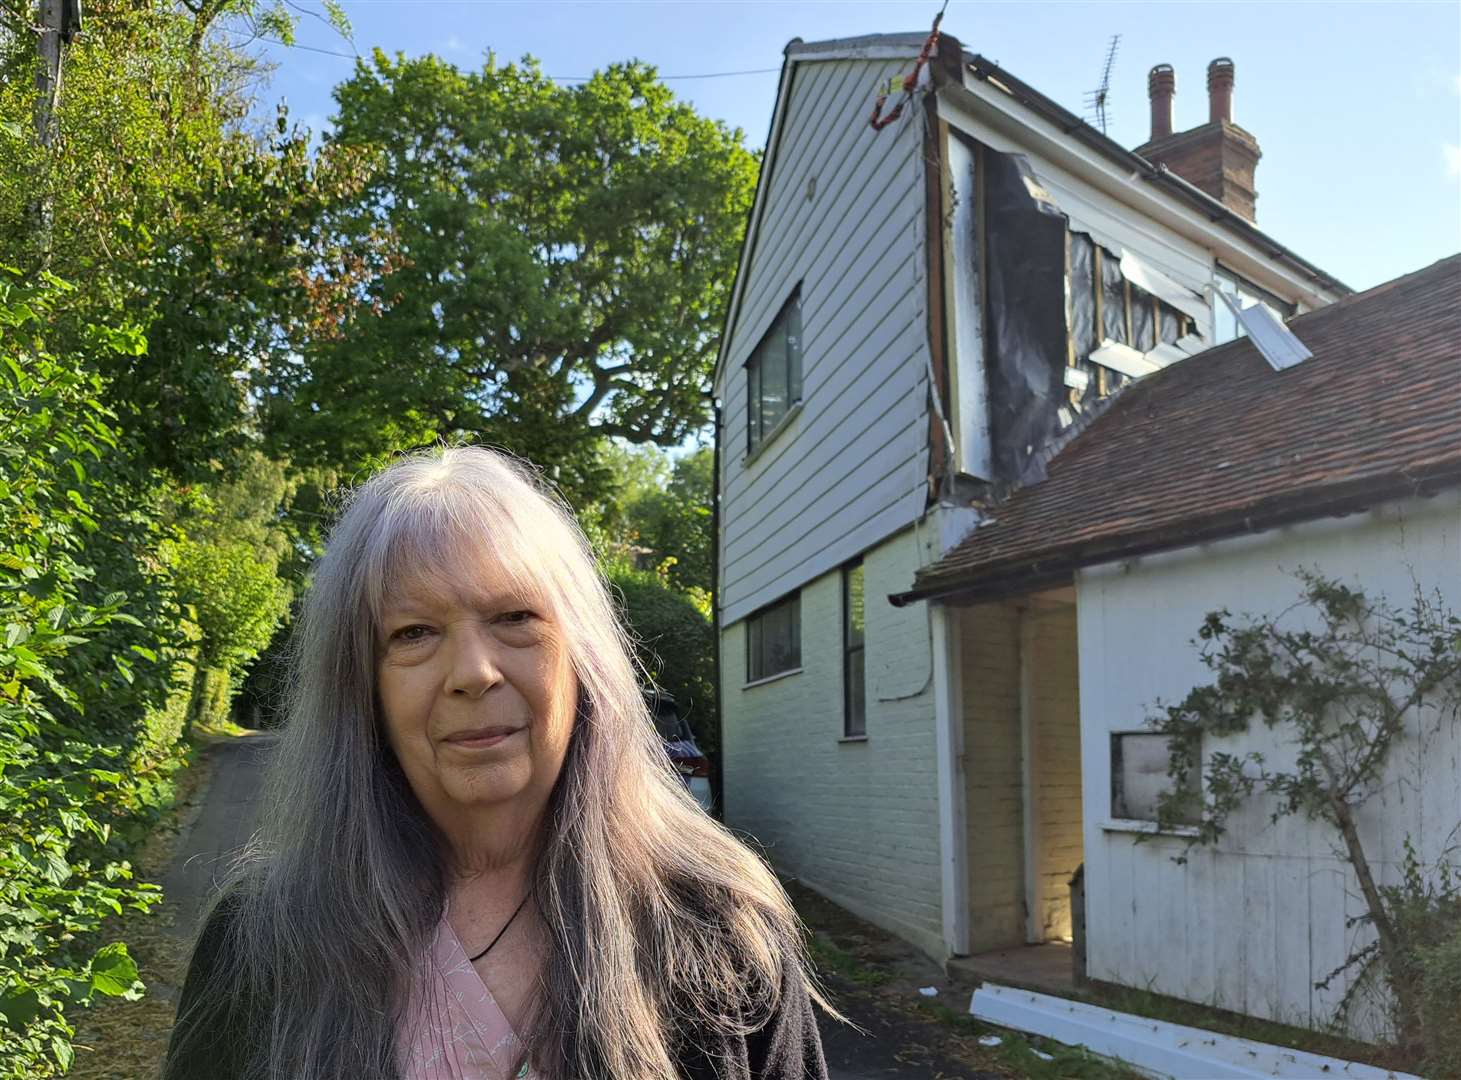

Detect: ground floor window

[843,561,865,737]
[746,592,801,682]
[1110,731,1200,824]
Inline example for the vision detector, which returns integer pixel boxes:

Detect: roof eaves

[891,457,1461,608]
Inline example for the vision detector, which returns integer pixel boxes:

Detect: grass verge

[65,737,219,1080]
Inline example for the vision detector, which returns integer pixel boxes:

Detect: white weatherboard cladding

[1076,492,1461,1038]
[718,55,930,626]
[720,527,945,958]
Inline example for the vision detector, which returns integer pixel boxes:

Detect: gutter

[888,458,1461,607]
[961,54,1352,298]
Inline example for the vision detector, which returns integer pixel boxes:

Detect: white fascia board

[785,42,925,63]
[712,57,796,394]
[971,984,1423,1080]
[934,79,1336,312]
[1090,341,1161,379]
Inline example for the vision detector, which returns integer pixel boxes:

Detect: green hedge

[0,273,177,1076]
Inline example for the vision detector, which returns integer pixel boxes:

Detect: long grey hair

[165,445,824,1079]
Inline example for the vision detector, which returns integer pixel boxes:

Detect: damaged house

[896,254,1461,1038]
[711,28,1377,1022]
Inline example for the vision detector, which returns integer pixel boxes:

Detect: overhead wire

[221,28,778,81]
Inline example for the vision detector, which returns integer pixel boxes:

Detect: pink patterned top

[396,897,536,1080]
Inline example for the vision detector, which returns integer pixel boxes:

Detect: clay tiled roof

[903,255,1461,604]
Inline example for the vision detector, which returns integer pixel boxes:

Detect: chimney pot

[1208,57,1235,124]
[1147,63,1175,141]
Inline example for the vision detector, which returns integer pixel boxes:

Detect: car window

[651,701,687,741]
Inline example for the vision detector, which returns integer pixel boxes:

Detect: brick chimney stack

[1135,58,1262,223]
[1207,57,1234,123]
[1148,64,1175,140]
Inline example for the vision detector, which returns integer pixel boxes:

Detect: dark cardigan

[163,894,829,1080]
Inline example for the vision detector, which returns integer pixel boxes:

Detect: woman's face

[376,545,578,833]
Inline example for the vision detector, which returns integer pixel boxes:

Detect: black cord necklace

[467,891,532,964]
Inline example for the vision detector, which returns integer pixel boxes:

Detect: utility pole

[31,0,79,260]
[35,0,65,147]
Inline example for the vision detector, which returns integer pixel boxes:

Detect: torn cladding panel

[980,148,1209,488]
[1217,290,1313,371]
[983,149,1070,484]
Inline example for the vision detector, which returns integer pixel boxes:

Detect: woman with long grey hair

[162,445,831,1080]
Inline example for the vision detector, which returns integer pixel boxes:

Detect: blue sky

[244,0,1461,293]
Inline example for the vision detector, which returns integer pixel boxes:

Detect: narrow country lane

[161,732,278,944]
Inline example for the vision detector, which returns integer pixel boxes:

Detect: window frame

[1213,265,1296,345]
[1109,730,1202,826]
[744,591,802,685]
[842,560,866,739]
[745,286,804,456]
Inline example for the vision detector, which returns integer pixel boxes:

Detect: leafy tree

[0,0,384,484]
[636,446,713,595]
[1148,570,1461,1046]
[607,563,717,768]
[258,51,758,503]
[595,443,713,595]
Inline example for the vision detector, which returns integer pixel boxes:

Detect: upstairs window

[1213,266,1296,345]
[843,561,866,737]
[746,289,803,454]
[746,592,801,683]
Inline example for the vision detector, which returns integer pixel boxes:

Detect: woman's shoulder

[673,937,829,1080]
[162,885,268,1080]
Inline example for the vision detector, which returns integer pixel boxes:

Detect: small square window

[1110,732,1201,825]
[747,290,803,453]
[843,562,865,737]
[746,592,801,683]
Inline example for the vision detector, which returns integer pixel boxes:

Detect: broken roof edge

[958,52,1353,299]
[889,456,1461,608]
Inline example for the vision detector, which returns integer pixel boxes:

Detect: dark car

[645,689,713,813]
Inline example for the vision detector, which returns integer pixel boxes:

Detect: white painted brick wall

[722,525,945,959]
[958,600,1026,952]
[1029,604,1083,942]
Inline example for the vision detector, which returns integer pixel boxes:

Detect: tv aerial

[1083,34,1121,135]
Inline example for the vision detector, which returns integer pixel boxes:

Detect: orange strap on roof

[869,10,945,132]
